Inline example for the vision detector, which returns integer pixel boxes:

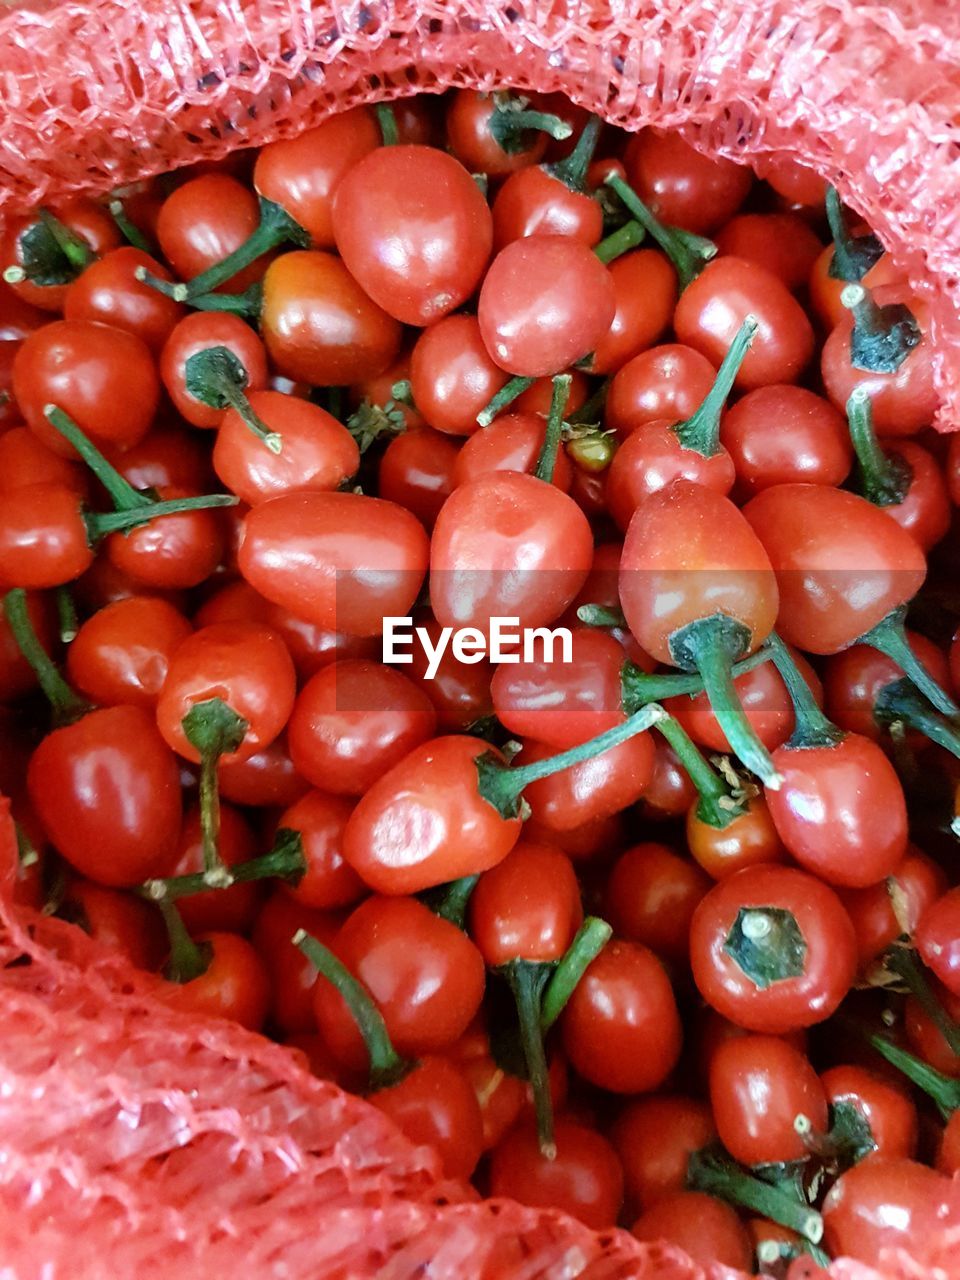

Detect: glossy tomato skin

[333,146,493,326]
[378,427,460,530]
[674,258,814,389]
[66,596,192,709]
[604,842,710,964]
[238,490,429,636]
[715,212,823,290]
[478,236,615,377]
[916,887,960,997]
[260,250,402,386]
[213,391,359,506]
[276,789,365,910]
[161,932,271,1032]
[409,314,507,437]
[287,660,437,796]
[0,201,122,311]
[768,734,908,888]
[489,1117,624,1230]
[156,621,296,764]
[109,424,212,494]
[612,1095,716,1213]
[430,471,592,633]
[446,90,549,177]
[160,311,267,429]
[64,248,185,351]
[313,894,485,1067]
[624,131,752,235]
[823,632,950,742]
[63,878,167,970]
[687,795,785,882]
[218,734,309,809]
[838,846,947,972]
[14,319,160,457]
[619,480,778,666]
[631,1191,753,1271]
[743,484,927,654]
[586,250,676,375]
[452,412,572,490]
[156,174,271,293]
[560,940,682,1093]
[469,841,582,964]
[821,1159,951,1267]
[0,427,88,497]
[106,485,226,591]
[371,1055,484,1181]
[605,418,736,529]
[0,482,92,588]
[519,732,655,832]
[821,1065,918,1160]
[490,164,604,249]
[342,736,521,895]
[690,864,858,1032]
[28,705,182,887]
[253,106,380,246]
[251,890,340,1034]
[720,384,852,496]
[606,344,716,438]
[710,1034,827,1166]
[491,628,625,749]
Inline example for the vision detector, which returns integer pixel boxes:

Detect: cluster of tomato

[3,86,960,1277]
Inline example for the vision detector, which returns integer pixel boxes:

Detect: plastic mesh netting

[2,2,960,1275]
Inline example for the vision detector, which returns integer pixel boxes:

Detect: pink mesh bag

[2,2,960,1275]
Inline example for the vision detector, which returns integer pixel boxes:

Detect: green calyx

[672,316,758,457]
[841,284,920,375]
[487,91,573,154]
[724,906,808,988]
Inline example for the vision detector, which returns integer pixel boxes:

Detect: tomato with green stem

[619,479,781,788]
[821,284,937,436]
[624,130,752,236]
[640,736,699,819]
[105,483,228,591]
[515,729,656,832]
[689,863,857,1032]
[64,247,185,351]
[603,170,718,291]
[14,319,160,457]
[238,489,429,637]
[409,314,507,437]
[66,596,192,709]
[765,634,908,888]
[218,733,309,809]
[164,800,260,934]
[160,311,267,429]
[605,317,755,527]
[60,877,167,970]
[604,841,710,963]
[489,114,603,248]
[252,891,339,1034]
[294,927,484,1179]
[445,89,573,178]
[674,258,815,389]
[820,1064,918,1161]
[632,1191,753,1271]
[720,384,852,496]
[478,235,615,378]
[287,659,436,796]
[275,789,364,911]
[332,145,493,326]
[606,343,717,437]
[489,1116,624,1229]
[715,211,823,290]
[837,847,947,973]
[452,411,573,490]
[160,919,272,1032]
[808,187,894,329]
[0,200,122,311]
[612,1095,716,1212]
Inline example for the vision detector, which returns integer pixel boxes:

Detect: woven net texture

[2,1,960,1275]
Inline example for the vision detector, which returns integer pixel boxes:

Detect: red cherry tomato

[0,427,88,496]
[0,481,96,588]
[106,484,226,591]
[689,864,858,1032]
[252,890,340,1035]
[686,795,785,882]
[160,311,267,429]
[905,983,960,1078]
[560,940,682,1093]
[838,846,947,972]
[632,1191,753,1271]
[720,385,852,496]
[62,877,166,970]
[469,841,582,964]
[409,314,507,437]
[606,417,736,530]
[489,1116,624,1230]
[333,146,493,326]
[217,733,309,810]
[490,162,603,250]
[161,931,271,1032]
[710,1033,827,1165]
[260,250,403,387]
[640,737,699,819]
[674,258,814,389]
[108,424,212,494]
[157,174,273,293]
[821,1064,918,1160]
[916,887,960,997]
[239,490,429,637]
[584,250,676,375]
[66,596,192,709]
[823,631,951,742]
[446,90,551,177]
[478,235,615,376]
[64,248,185,351]
[606,343,716,438]
[612,1095,716,1212]
[604,842,710,963]
[519,731,655,832]
[276,789,365,911]
[452,411,573,491]
[715,212,823,290]
[822,1158,951,1267]
[0,199,122,311]
[168,800,260,933]
[371,1054,484,1181]
[287,659,437,796]
[623,131,752,235]
[378,427,460,530]
[458,1052,526,1151]
[28,705,182,886]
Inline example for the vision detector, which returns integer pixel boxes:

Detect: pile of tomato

[3,87,960,1277]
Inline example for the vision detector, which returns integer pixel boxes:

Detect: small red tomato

[64,248,185,351]
[277,789,365,910]
[838,846,947,972]
[822,1158,951,1267]
[66,596,192,709]
[916,887,960,997]
[157,174,272,293]
[612,1095,716,1212]
[624,131,752,235]
[371,1054,484,1181]
[252,891,340,1035]
[720,384,852,496]
[606,343,717,438]
[409,313,507,437]
[632,1191,753,1271]
[469,841,582,964]
[162,931,271,1032]
[821,1064,918,1160]
[715,212,823,290]
[604,842,710,964]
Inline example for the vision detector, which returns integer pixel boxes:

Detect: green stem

[476,702,665,819]
[487,94,572,153]
[578,603,627,630]
[868,1033,960,1121]
[85,494,238,539]
[540,917,612,1031]
[420,874,480,931]
[107,199,152,254]
[593,219,645,264]
[294,929,408,1087]
[846,389,910,506]
[874,680,960,760]
[477,375,536,428]
[548,115,603,191]
[160,900,211,984]
[605,174,716,290]
[376,103,399,147]
[565,378,608,427]
[884,946,960,1058]
[825,187,882,284]
[841,284,920,374]
[183,197,307,299]
[687,1148,824,1244]
[140,829,306,902]
[504,961,555,1156]
[186,283,263,317]
[38,209,94,270]
[44,406,151,511]
[669,616,781,788]
[672,317,758,456]
[767,632,843,749]
[181,699,249,879]
[534,374,570,482]
[184,346,282,453]
[55,585,78,644]
[654,714,739,827]
[858,607,959,718]
[2,590,89,723]
[620,646,773,714]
